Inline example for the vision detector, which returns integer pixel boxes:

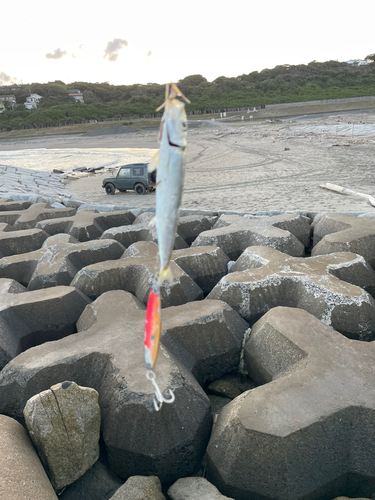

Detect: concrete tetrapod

[0,202,76,229]
[312,213,375,268]
[0,233,125,289]
[0,291,248,483]
[36,209,136,242]
[206,307,375,500]
[192,213,311,259]
[72,241,228,305]
[0,222,48,257]
[207,245,375,340]
[101,212,188,250]
[0,278,91,370]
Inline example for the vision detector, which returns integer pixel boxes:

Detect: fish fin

[157,265,174,285]
[148,150,159,173]
[148,216,156,228]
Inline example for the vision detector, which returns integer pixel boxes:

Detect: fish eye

[181,121,187,128]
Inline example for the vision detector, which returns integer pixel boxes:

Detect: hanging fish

[149,83,190,285]
[143,83,190,411]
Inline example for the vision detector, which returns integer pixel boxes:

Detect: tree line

[1,58,375,131]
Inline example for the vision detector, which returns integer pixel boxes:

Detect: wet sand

[2,110,375,213]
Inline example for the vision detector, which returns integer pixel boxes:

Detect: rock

[0,233,125,290]
[72,241,203,306]
[192,213,311,259]
[206,307,375,499]
[109,476,165,500]
[59,460,123,500]
[333,498,371,500]
[23,381,101,491]
[0,278,91,370]
[207,379,241,399]
[168,477,234,500]
[207,246,375,340]
[36,209,136,242]
[0,414,58,500]
[312,213,375,267]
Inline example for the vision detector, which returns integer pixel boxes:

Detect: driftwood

[320,183,375,207]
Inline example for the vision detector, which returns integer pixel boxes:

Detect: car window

[133,167,144,176]
[118,168,131,177]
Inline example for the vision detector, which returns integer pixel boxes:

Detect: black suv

[102,163,156,195]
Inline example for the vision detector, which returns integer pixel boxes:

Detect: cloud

[45,48,67,60]
[146,50,152,57]
[0,72,12,85]
[103,38,128,62]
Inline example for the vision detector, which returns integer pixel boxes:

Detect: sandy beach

[2,109,375,213]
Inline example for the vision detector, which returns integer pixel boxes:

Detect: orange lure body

[144,283,161,370]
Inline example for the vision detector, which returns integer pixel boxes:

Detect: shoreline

[1,110,375,213]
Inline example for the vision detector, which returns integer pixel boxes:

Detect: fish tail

[157,265,173,285]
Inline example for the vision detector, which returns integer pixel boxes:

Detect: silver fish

[149,83,190,284]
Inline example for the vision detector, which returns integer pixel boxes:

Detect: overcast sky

[1,0,374,87]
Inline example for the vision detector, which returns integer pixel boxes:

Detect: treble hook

[146,370,175,412]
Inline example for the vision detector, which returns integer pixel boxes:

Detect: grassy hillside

[1,59,374,131]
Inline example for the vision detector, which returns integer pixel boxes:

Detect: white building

[69,90,84,103]
[24,93,43,109]
[0,95,16,109]
[346,59,369,66]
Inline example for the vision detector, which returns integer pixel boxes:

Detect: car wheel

[105,183,115,195]
[134,183,146,195]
